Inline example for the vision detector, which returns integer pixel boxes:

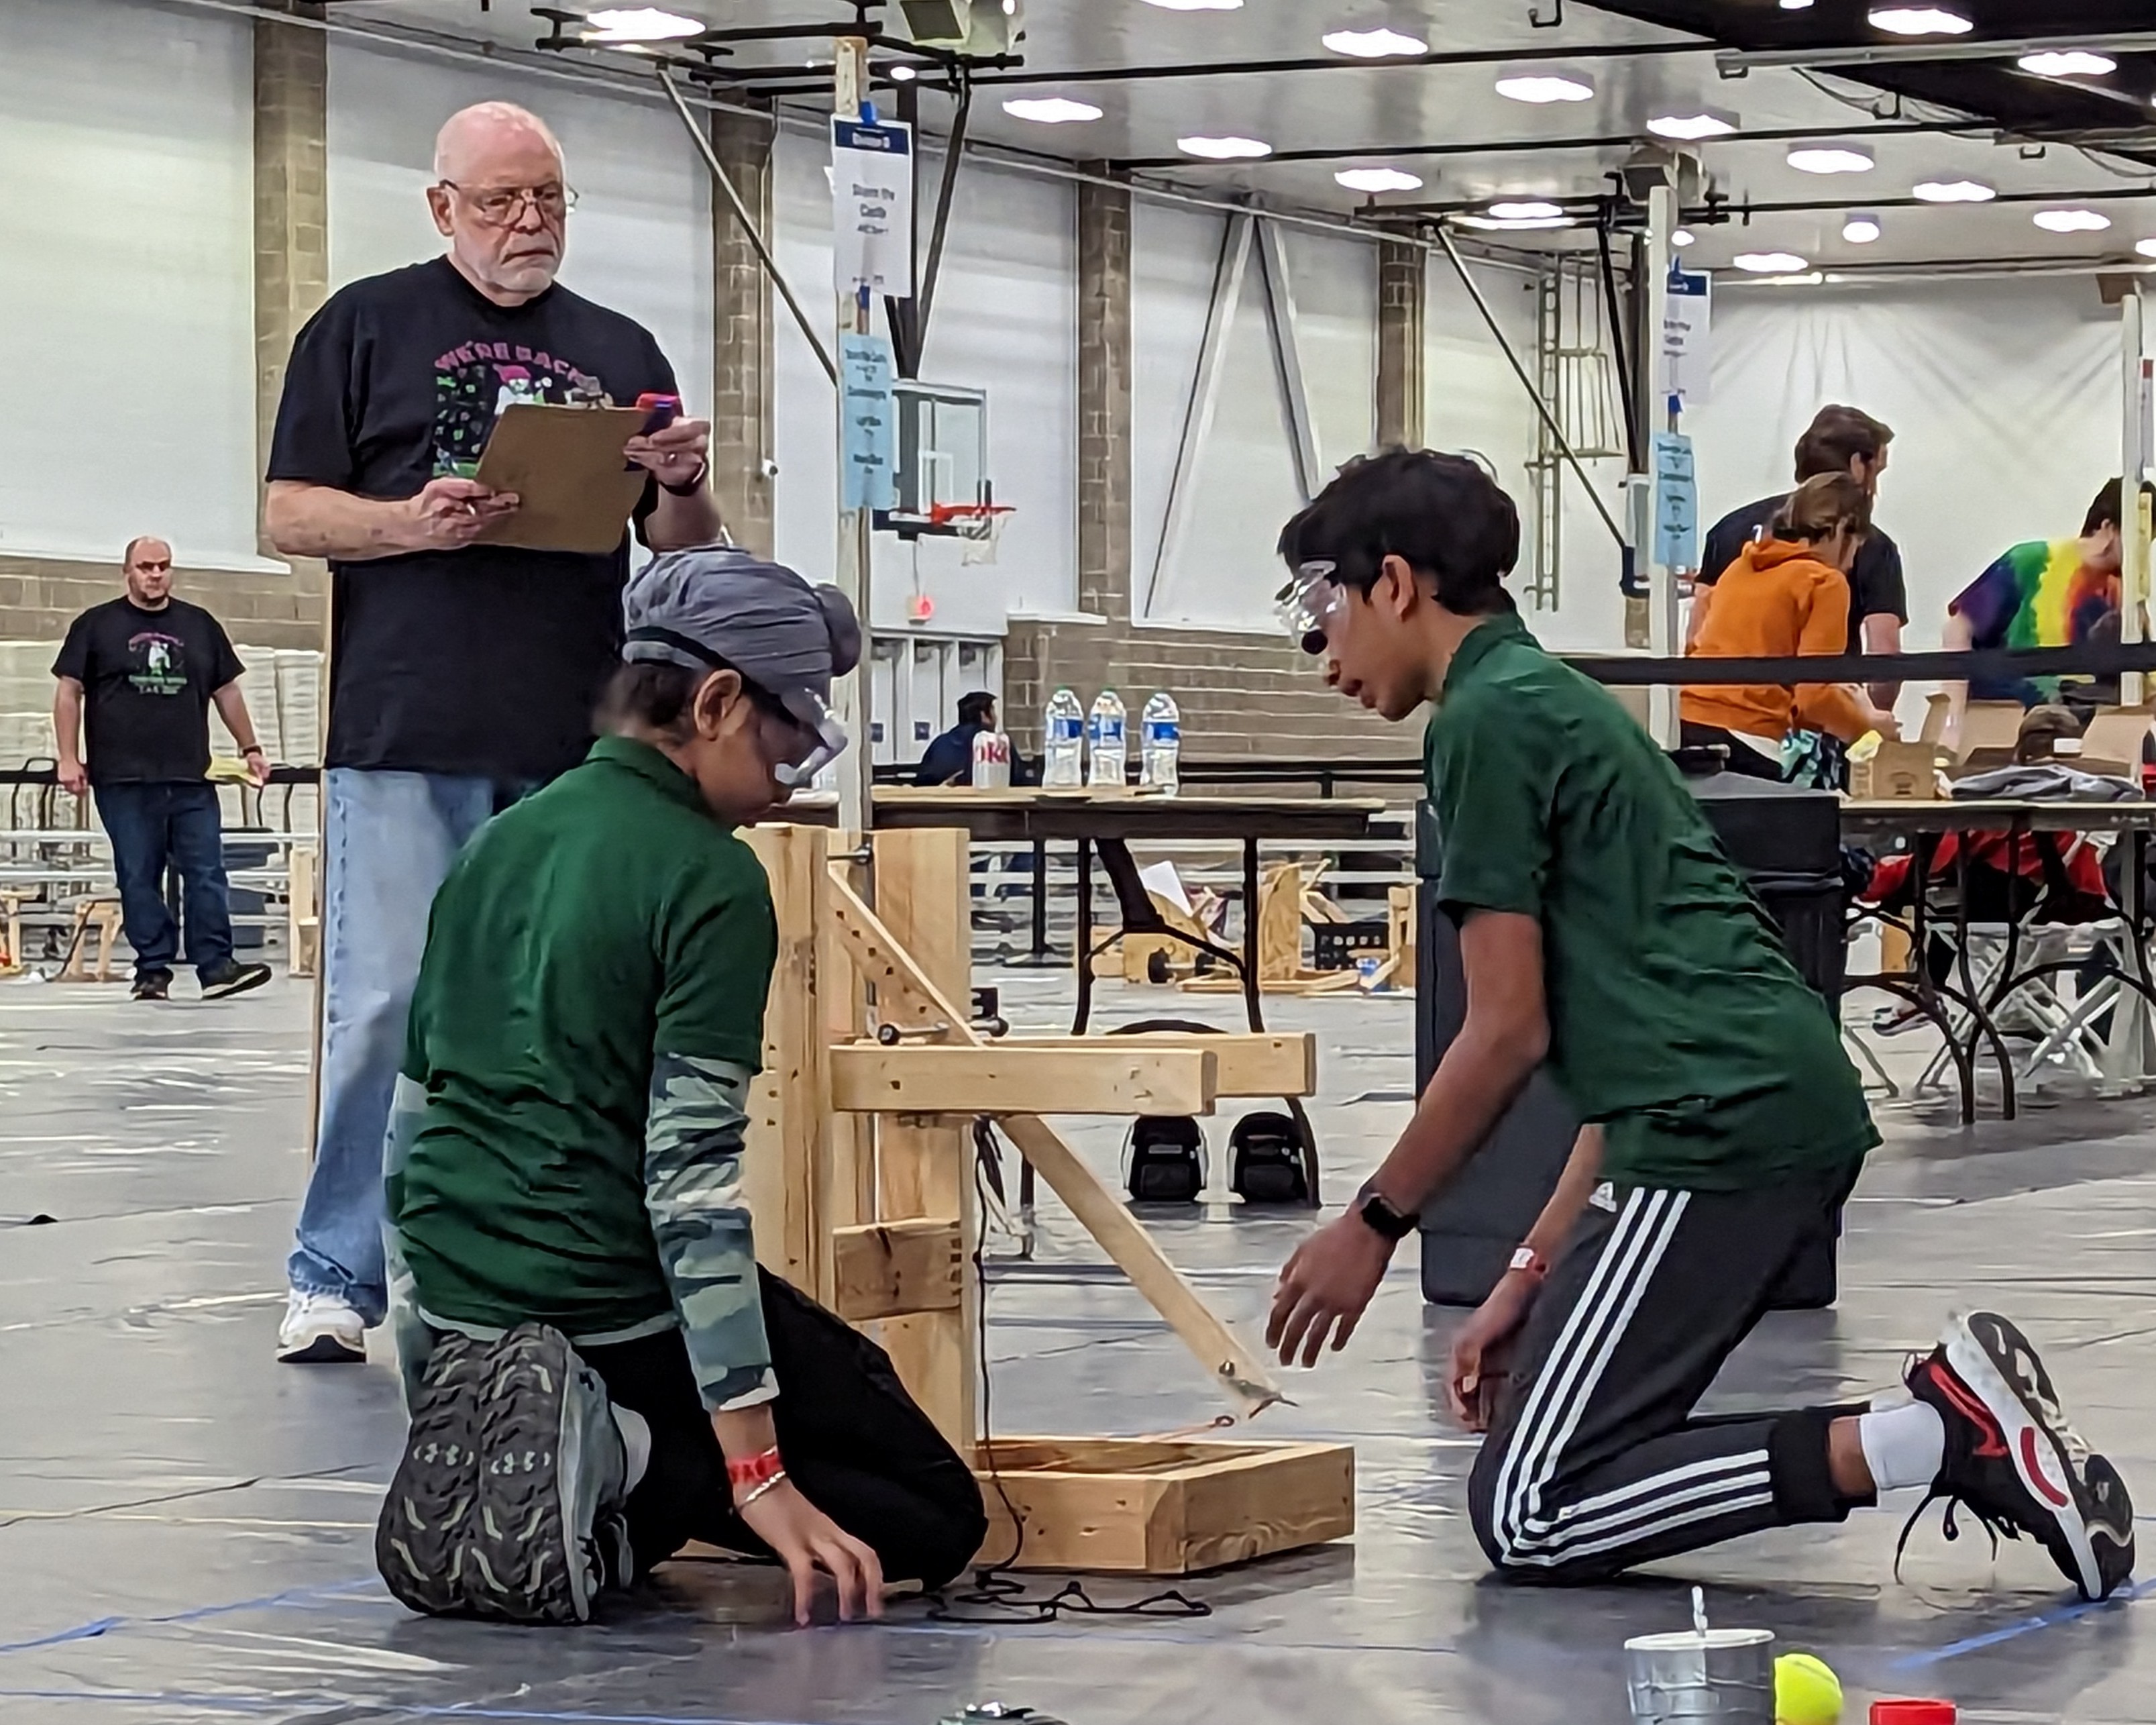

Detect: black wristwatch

[1355,1181,1419,1241]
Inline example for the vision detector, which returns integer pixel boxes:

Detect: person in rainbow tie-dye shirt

[1946,478,2147,710]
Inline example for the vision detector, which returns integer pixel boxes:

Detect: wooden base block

[972,1436,1354,1575]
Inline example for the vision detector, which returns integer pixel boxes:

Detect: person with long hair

[1682,473,1900,784]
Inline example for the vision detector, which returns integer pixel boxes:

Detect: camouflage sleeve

[644,1051,777,1412]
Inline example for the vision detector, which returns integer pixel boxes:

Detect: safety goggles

[1275,560,1351,656]
[749,680,850,790]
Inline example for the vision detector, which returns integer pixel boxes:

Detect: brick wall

[0,558,320,651]
[1002,176,1403,765]
[709,101,777,559]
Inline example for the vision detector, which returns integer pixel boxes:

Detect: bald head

[433,101,563,182]
[427,103,570,305]
[122,536,174,608]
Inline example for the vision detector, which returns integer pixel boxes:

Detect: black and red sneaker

[1898,1310,2134,1602]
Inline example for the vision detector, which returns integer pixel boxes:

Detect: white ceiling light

[2018,50,2119,78]
[1672,227,1697,246]
[1912,178,1996,203]
[2139,239,2156,260]
[2033,207,2112,233]
[1735,251,1810,272]
[585,7,703,40]
[1322,27,1428,57]
[1003,97,1103,123]
[888,64,918,81]
[1868,7,1973,35]
[1780,0,1815,8]
[1177,135,1273,159]
[1335,166,1425,194]
[1495,72,1596,104]
[1648,110,1739,142]
[1842,212,1883,243]
[1788,146,1875,174]
[1140,0,1244,9]
[1491,201,1564,220]
[1458,199,1575,231]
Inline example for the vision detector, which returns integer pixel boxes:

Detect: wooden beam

[826,866,1285,1418]
[820,833,875,1304]
[865,828,978,1450]
[829,1217,965,1322]
[743,826,830,1293]
[832,1043,1217,1116]
[1001,1033,1315,1099]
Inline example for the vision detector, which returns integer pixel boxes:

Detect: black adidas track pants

[1466,1167,1871,1582]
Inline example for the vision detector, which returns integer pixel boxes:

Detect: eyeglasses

[1276,560,1351,656]
[436,180,579,226]
[131,559,172,573]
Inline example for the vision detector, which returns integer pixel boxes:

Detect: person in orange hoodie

[1681,473,1900,782]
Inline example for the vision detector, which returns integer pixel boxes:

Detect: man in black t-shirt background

[1690,405,1908,711]
[51,537,274,1006]
[264,101,724,1366]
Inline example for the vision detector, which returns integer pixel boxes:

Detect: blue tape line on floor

[1890,1575,2156,1669]
[0,1577,381,1657]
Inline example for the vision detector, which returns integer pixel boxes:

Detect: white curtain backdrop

[1686,276,2126,652]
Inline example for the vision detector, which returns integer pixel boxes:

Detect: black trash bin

[1416,765,1849,1312]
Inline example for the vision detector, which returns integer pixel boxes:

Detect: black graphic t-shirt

[52,597,245,786]
[267,258,678,782]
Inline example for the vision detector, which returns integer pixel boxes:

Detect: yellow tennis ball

[1776,1652,1844,1725]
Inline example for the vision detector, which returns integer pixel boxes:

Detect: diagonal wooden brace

[826,870,1285,1419]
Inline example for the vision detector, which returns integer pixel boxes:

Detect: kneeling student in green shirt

[1264,450,2133,1603]
[376,548,986,1627]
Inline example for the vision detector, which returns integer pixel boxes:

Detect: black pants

[584,1269,987,1589]
[1466,1168,1868,1583]
[1679,721,1783,782]
[94,782,233,980]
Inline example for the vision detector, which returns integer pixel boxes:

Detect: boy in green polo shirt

[374,548,985,1627]
[1265,450,2133,1602]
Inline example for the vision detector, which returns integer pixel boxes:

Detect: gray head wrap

[621,546,861,703]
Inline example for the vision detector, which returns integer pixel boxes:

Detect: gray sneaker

[465,1325,631,1625]
[376,1330,485,1616]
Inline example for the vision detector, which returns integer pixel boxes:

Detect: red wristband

[725,1446,784,1492]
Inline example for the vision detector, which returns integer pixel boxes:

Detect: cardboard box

[1849,740,1946,800]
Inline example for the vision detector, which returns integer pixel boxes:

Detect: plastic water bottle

[1140,692,1181,793]
[970,728,1012,789]
[1087,690,1127,788]
[1042,688,1084,787]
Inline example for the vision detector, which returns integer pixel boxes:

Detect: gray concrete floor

[3,969,2154,1723]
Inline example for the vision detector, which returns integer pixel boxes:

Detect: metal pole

[2123,284,2148,709]
[1432,225,1624,547]
[834,36,875,835]
[1641,181,1679,746]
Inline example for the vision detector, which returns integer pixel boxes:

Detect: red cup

[1872,1703,1956,1724]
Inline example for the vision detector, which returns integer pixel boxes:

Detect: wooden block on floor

[972,1436,1354,1575]
[828,1218,964,1322]
[830,1042,1217,1116]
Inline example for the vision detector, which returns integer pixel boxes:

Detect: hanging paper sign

[1664,268,1712,407]
[839,331,898,512]
[831,115,914,297]
[1652,431,1699,572]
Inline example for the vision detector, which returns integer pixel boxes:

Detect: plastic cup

[1870,1704,1956,1725]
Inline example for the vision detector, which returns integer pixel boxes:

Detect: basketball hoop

[931,501,1016,566]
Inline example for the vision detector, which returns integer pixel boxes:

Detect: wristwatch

[1355,1182,1419,1241]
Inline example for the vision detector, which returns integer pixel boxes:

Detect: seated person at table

[914,690,1035,787]
[1943,478,2154,729]
[1864,704,2113,1035]
[1680,474,1900,784]
[376,547,986,1627]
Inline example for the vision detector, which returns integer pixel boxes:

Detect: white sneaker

[278,1289,366,1364]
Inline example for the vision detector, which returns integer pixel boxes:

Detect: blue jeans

[288,770,507,1324]
[93,782,233,981]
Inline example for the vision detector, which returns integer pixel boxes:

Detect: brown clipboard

[471,402,651,555]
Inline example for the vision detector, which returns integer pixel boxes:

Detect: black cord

[924,1161,1211,1628]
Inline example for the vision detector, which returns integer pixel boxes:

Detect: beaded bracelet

[737,1469,788,1510]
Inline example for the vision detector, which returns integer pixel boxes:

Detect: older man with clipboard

[264,100,724,1366]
